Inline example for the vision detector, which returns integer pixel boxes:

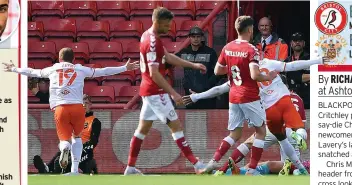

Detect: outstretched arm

[11,67,45,78]
[269,57,327,72]
[3,60,48,77]
[182,81,230,105]
[191,82,230,101]
[284,57,326,72]
[86,59,139,78]
[91,66,127,77]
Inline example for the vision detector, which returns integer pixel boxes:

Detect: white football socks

[279,138,305,170]
[71,138,83,173]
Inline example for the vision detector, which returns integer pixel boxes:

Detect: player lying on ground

[207,15,278,175]
[3,48,139,175]
[221,157,310,176]
[33,94,101,174]
[124,7,208,175]
[184,56,328,175]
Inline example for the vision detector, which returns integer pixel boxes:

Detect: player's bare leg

[167,119,205,174]
[58,140,70,170]
[203,128,243,174]
[246,122,266,175]
[124,120,153,175]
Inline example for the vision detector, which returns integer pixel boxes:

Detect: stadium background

[27,1,310,174]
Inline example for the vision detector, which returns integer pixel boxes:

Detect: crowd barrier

[28,109,310,173]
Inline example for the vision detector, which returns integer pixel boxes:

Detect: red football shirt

[139,28,167,96]
[290,92,306,122]
[217,39,260,104]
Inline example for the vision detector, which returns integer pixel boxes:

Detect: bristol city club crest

[314,1,348,35]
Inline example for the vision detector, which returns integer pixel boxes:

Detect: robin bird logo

[324,10,337,28]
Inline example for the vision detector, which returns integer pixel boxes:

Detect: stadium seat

[28,41,57,64]
[116,85,140,103]
[195,2,219,20]
[28,90,40,104]
[84,86,115,103]
[83,80,99,93]
[43,19,77,52]
[122,42,140,62]
[28,21,44,42]
[163,41,183,54]
[64,1,97,27]
[99,61,135,83]
[129,1,163,30]
[63,42,90,64]
[109,20,143,46]
[89,41,123,63]
[101,81,131,102]
[30,61,52,69]
[77,21,110,53]
[129,17,151,32]
[162,1,195,30]
[129,1,162,16]
[30,1,64,22]
[96,1,129,25]
[160,20,176,43]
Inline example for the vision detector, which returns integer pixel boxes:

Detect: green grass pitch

[29,174,309,185]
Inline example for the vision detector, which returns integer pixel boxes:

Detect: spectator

[253,17,288,61]
[0,0,8,41]
[33,94,102,174]
[176,26,222,109]
[284,32,310,109]
[29,78,50,104]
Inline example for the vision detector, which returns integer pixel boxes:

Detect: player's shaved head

[258,17,272,37]
[259,17,272,26]
[0,0,9,38]
[59,47,74,63]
